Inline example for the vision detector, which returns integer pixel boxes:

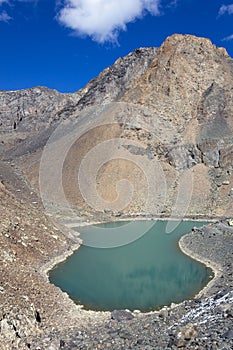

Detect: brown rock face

[64,34,233,217]
[1,34,233,218]
[117,34,233,216]
[1,33,233,349]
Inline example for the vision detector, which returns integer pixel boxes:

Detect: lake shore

[32,217,233,349]
[39,215,226,296]
[39,215,229,307]
[39,215,213,283]
[39,242,81,282]
[65,213,218,228]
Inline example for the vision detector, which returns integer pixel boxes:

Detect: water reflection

[49,220,212,311]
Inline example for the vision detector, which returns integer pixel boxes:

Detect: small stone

[111,310,134,322]
[222,181,230,185]
[159,308,169,319]
[222,330,233,339]
[133,309,141,314]
[47,346,58,350]
[176,339,187,348]
[184,324,198,340]
[60,339,65,347]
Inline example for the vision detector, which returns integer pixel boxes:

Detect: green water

[49,220,213,312]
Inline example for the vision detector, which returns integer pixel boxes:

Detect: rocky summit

[0,34,233,349]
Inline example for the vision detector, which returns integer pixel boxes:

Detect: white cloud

[0,10,11,21]
[58,0,161,43]
[222,34,233,41]
[219,4,233,16]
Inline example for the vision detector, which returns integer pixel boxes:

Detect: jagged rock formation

[0,86,76,132]
[75,47,158,108]
[0,47,157,134]
[1,34,233,218]
[1,33,233,350]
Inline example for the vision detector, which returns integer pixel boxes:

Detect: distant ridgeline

[1,34,233,218]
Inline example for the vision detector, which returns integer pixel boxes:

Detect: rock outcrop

[0,86,76,132]
[1,34,233,349]
[0,47,157,134]
[1,34,233,218]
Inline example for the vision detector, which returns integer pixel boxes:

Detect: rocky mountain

[1,34,233,350]
[1,34,233,218]
[0,47,157,133]
[0,47,158,162]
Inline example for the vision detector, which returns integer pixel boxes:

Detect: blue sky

[0,0,233,93]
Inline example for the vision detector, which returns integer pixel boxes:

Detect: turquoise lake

[49,220,213,312]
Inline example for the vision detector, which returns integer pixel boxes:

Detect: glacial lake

[49,220,213,312]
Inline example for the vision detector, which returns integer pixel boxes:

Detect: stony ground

[0,162,109,350]
[28,221,233,350]
[0,161,232,349]
[1,34,233,349]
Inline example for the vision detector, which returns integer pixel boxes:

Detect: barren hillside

[1,34,233,218]
[1,34,233,349]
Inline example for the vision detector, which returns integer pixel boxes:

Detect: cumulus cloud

[58,0,161,43]
[0,10,11,21]
[219,4,233,16]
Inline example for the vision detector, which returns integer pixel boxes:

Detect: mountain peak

[160,33,229,58]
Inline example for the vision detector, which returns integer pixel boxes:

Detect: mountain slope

[1,34,233,218]
[1,34,233,350]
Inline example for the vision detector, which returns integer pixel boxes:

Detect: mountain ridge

[1,34,233,218]
[1,33,233,350]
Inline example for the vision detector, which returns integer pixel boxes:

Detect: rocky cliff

[1,34,233,218]
[1,34,233,350]
[0,47,157,134]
